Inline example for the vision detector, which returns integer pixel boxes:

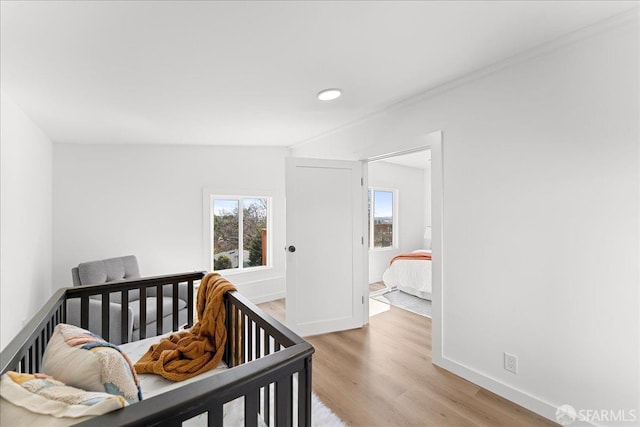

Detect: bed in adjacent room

[382,249,432,300]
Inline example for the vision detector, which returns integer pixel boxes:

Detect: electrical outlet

[504,352,518,374]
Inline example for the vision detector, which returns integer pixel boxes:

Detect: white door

[285,157,364,337]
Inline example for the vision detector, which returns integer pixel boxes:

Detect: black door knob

[287,245,296,253]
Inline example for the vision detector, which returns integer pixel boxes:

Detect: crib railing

[226,292,313,426]
[0,274,314,427]
[0,288,66,376]
[65,271,201,344]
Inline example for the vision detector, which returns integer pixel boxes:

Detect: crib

[0,271,314,426]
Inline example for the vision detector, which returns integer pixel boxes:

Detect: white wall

[53,144,287,302]
[1,93,53,351]
[292,17,639,424]
[368,161,425,283]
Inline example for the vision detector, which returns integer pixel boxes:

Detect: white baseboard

[232,275,285,305]
[432,356,591,426]
[249,291,285,305]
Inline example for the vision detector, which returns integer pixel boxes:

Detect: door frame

[362,131,444,365]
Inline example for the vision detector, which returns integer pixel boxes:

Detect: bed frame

[0,272,314,427]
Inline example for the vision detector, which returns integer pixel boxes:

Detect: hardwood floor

[368,281,386,293]
[258,299,555,427]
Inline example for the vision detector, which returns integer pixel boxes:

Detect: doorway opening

[366,148,433,318]
[362,129,443,363]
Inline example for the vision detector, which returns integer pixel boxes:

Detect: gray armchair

[67,255,189,344]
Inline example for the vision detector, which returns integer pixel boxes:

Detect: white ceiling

[1,1,635,147]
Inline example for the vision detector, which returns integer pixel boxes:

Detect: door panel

[285,157,363,336]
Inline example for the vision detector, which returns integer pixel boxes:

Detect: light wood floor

[368,281,386,293]
[258,299,555,427]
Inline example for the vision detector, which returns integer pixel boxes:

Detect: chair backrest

[72,255,141,286]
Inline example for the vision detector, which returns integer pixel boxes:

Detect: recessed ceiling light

[317,88,342,101]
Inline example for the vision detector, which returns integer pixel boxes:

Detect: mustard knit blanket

[134,273,236,381]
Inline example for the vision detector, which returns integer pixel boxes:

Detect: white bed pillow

[412,249,432,254]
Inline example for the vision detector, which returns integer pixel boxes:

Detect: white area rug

[184,391,345,426]
[310,393,346,426]
[373,289,432,317]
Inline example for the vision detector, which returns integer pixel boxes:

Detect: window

[368,188,396,249]
[209,195,271,272]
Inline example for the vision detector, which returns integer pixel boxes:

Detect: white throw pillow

[42,324,141,403]
[0,371,127,418]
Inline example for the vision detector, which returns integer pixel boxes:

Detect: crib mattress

[121,334,229,399]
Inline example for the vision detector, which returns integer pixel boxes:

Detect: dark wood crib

[0,271,314,426]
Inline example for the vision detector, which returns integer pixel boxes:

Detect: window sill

[213,265,273,276]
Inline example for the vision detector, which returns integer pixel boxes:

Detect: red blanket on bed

[389,252,431,266]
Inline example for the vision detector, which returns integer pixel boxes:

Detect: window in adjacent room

[209,195,271,272]
[368,188,397,249]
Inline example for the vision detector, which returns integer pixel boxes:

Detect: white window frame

[368,187,398,251]
[204,192,273,274]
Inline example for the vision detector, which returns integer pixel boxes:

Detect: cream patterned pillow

[0,372,127,418]
[42,324,142,403]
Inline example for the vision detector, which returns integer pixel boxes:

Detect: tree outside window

[368,189,396,249]
[212,196,269,271]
